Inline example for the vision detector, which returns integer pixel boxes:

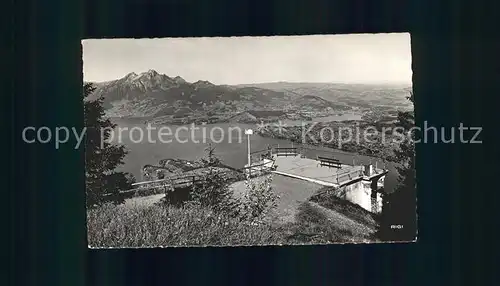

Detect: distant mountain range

[236,82,413,109]
[87,70,412,122]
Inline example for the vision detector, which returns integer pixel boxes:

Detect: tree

[84,83,135,207]
[189,144,279,222]
[239,175,279,224]
[378,91,417,241]
[190,144,239,215]
[199,143,222,167]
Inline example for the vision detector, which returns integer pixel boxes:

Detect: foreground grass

[87,203,282,247]
[87,201,373,247]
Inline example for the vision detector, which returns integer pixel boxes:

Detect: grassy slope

[309,187,380,230]
[87,203,284,247]
[87,199,376,247]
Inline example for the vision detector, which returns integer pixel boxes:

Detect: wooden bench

[317,156,342,168]
[274,147,298,157]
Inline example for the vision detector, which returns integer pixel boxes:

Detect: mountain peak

[173,76,186,84]
[146,69,158,75]
[193,80,214,87]
[135,69,169,81]
[124,72,138,79]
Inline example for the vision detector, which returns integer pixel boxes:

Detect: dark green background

[6,0,498,285]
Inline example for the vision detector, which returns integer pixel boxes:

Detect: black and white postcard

[83,33,417,247]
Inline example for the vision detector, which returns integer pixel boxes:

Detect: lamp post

[245,129,253,177]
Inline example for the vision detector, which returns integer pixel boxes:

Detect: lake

[110,118,399,192]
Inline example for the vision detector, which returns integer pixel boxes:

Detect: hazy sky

[82,33,411,85]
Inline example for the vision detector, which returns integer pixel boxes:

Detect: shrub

[189,144,240,216]
[238,175,279,223]
[377,92,417,242]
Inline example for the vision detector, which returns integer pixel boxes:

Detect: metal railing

[240,159,276,178]
[335,169,364,184]
[274,147,298,157]
[124,174,205,195]
[264,143,387,168]
[118,143,388,198]
[124,159,276,196]
[250,148,272,155]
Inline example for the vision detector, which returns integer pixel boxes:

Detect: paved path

[123,173,335,227]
